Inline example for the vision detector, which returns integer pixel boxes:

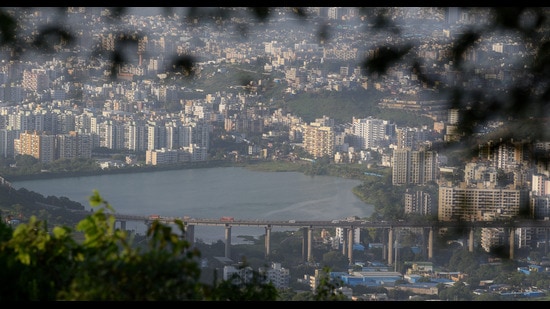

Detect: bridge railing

[109,214,550,229]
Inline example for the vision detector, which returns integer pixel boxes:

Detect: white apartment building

[261,262,290,289]
[351,117,386,150]
[438,184,529,222]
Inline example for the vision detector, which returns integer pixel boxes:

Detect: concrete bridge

[111,213,550,263]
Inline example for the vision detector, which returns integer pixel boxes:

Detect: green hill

[0,182,86,228]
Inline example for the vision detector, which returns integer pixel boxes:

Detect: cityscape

[1,7,550,301]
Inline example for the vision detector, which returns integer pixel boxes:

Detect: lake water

[12,167,373,243]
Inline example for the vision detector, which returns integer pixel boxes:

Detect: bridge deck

[110,214,550,229]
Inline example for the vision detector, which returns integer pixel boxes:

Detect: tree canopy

[0,190,279,300]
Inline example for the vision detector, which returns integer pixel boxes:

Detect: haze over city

[1,7,550,301]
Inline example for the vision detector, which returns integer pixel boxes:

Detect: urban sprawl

[2,7,550,299]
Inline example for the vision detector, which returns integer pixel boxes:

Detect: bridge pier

[144,220,152,232]
[265,225,271,257]
[509,228,515,260]
[388,228,394,266]
[469,228,474,252]
[307,227,313,263]
[301,228,307,262]
[224,224,231,259]
[341,228,347,256]
[546,229,549,255]
[384,226,435,264]
[115,220,127,231]
[347,228,354,264]
[186,224,195,246]
[428,227,433,260]
[109,216,545,263]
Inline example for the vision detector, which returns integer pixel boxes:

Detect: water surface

[13,167,372,243]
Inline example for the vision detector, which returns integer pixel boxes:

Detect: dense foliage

[0,190,273,300]
[0,190,361,300]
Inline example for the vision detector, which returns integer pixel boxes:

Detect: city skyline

[1,7,549,300]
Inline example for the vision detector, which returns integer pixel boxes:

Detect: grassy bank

[3,160,236,182]
[239,160,309,173]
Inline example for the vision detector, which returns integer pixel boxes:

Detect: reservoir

[12,167,373,243]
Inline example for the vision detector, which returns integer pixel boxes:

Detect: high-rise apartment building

[392,149,438,185]
[100,33,115,51]
[351,117,386,150]
[100,119,125,150]
[14,130,91,162]
[0,129,19,158]
[532,174,550,196]
[396,127,416,150]
[448,108,460,125]
[57,131,92,159]
[261,262,290,290]
[124,120,147,152]
[146,121,167,151]
[532,196,550,220]
[191,120,210,149]
[22,69,49,92]
[303,123,334,159]
[15,130,56,163]
[392,148,410,185]
[438,184,529,221]
[404,189,434,216]
[445,7,462,24]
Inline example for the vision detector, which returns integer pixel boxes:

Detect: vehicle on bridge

[220,216,234,222]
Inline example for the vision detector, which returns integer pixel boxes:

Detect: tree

[448,250,479,274]
[14,153,35,164]
[291,291,316,301]
[321,250,350,271]
[312,266,348,301]
[474,293,503,301]
[0,190,277,300]
[438,281,474,301]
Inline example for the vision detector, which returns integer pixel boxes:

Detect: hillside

[0,182,87,228]
[285,88,435,126]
